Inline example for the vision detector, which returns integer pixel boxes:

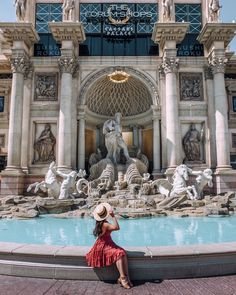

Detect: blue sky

[0,0,235,52]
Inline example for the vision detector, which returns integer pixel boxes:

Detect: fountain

[0,113,235,219]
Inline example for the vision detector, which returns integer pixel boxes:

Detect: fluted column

[78,111,85,169]
[209,56,231,168]
[58,56,79,170]
[152,108,161,172]
[204,66,217,168]
[162,57,181,168]
[6,55,31,171]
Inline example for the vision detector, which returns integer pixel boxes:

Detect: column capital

[58,55,79,76]
[10,54,31,75]
[208,56,228,74]
[160,57,179,74]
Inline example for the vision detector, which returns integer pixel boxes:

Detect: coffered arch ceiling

[86,75,153,117]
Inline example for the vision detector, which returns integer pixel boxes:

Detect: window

[232,96,236,112]
[34,3,62,57]
[0,96,4,112]
[79,3,158,56]
[175,4,203,57]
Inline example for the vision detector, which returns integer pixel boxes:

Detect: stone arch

[78,66,159,116]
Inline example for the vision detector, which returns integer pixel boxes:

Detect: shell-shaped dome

[86,75,152,117]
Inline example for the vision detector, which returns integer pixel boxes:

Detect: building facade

[0,0,236,195]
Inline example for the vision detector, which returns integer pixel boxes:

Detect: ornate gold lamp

[108,70,130,83]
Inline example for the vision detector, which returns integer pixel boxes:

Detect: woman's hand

[109,210,115,218]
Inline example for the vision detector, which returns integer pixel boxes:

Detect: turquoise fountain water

[0,216,236,247]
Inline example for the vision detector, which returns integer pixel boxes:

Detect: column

[162,57,181,168]
[152,110,161,172]
[7,55,30,171]
[204,66,217,168]
[49,22,85,171]
[132,125,139,147]
[78,112,85,169]
[210,56,231,168]
[58,56,78,170]
[21,65,33,173]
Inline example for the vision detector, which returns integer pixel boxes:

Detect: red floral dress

[86,231,126,268]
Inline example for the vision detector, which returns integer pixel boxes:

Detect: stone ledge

[0,242,236,280]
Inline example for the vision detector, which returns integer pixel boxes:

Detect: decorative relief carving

[208,56,227,74]
[161,57,179,74]
[10,55,30,74]
[34,74,58,101]
[182,123,205,163]
[58,56,79,76]
[33,123,56,164]
[180,73,203,101]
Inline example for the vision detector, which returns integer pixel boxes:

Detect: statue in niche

[14,0,26,21]
[162,0,173,22]
[62,0,75,21]
[103,113,130,164]
[208,0,221,22]
[34,124,56,163]
[183,123,204,162]
[35,75,57,101]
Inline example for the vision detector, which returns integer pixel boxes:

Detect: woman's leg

[116,258,125,278]
[116,257,131,289]
[122,255,133,287]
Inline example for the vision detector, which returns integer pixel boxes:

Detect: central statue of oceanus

[103,113,130,164]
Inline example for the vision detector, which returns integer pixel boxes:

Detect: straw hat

[93,203,112,221]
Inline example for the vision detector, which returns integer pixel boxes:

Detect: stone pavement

[0,275,236,295]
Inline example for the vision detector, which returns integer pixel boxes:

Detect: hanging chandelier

[108,70,130,83]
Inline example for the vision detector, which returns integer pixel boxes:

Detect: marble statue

[88,148,102,167]
[208,0,221,22]
[103,113,130,164]
[195,168,213,199]
[27,162,61,199]
[137,149,149,169]
[62,0,75,21]
[183,124,203,162]
[162,0,173,22]
[154,165,213,209]
[56,170,78,200]
[14,0,26,21]
[34,124,56,163]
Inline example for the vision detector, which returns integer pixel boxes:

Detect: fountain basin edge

[0,241,236,280]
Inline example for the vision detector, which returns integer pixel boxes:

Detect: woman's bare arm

[103,211,120,232]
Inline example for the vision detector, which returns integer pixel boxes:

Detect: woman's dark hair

[93,220,106,237]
